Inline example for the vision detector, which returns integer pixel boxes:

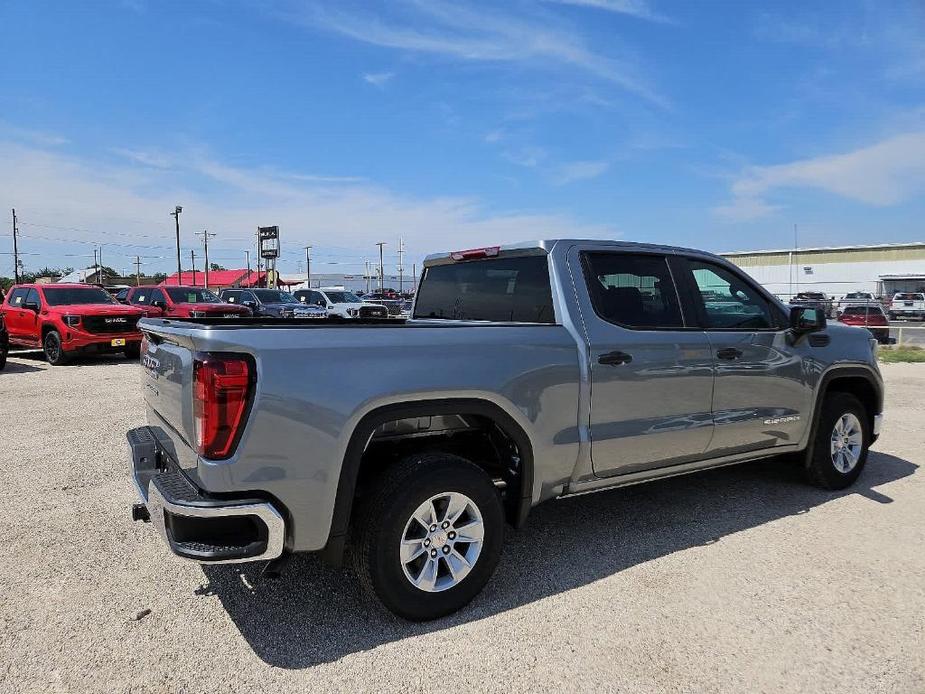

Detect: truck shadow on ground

[198,450,916,669]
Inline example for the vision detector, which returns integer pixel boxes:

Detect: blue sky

[1,0,924,277]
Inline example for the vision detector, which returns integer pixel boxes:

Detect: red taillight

[450,246,500,261]
[193,353,255,460]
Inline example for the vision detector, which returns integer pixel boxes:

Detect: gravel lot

[1,353,923,693]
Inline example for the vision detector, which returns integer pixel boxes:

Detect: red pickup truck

[125,285,252,318]
[1,284,145,364]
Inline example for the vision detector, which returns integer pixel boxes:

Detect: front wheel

[806,392,870,489]
[43,330,70,366]
[0,348,7,370]
[351,453,505,621]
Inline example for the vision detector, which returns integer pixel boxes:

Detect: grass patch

[878,345,925,363]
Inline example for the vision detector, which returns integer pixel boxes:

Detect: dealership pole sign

[258,225,280,288]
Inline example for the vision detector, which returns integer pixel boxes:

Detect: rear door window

[581,253,684,329]
[413,255,554,323]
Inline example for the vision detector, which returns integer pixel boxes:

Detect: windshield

[253,290,299,304]
[324,291,360,303]
[165,287,222,303]
[43,287,117,306]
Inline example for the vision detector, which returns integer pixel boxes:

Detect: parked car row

[1,283,402,365]
[787,290,925,322]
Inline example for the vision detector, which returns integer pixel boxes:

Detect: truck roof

[422,239,726,266]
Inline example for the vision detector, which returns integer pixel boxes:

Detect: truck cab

[126,285,252,319]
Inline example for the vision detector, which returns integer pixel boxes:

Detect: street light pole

[376,242,386,293]
[170,205,183,282]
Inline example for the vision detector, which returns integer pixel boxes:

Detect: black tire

[43,330,70,366]
[0,348,6,371]
[806,392,870,490]
[351,453,505,621]
[124,343,141,360]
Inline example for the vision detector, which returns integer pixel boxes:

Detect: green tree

[209,262,226,271]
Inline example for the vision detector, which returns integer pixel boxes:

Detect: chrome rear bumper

[127,426,285,564]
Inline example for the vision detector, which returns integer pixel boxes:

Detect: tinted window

[222,290,242,303]
[26,288,42,308]
[43,287,115,306]
[686,260,774,330]
[7,288,28,306]
[149,289,165,304]
[252,290,296,303]
[582,253,683,329]
[131,289,150,305]
[165,287,221,303]
[414,256,554,323]
[324,291,360,303]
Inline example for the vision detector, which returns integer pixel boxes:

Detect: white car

[888,292,925,320]
[293,287,389,319]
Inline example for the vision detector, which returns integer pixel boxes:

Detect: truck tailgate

[140,322,200,472]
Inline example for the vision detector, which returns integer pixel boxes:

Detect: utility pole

[376,242,386,293]
[245,250,251,284]
[412,262,416,290]
[98,245,104,285]
[304,245,312,289]
[365,260,371,294]
[133,256,142,286]
[170,205,183,281]
[93,248,99,285]
[196,230,216,289]
[11,209,20,284]
[190,249,196,287]
[793,223,799,297]
[397,237,405,294]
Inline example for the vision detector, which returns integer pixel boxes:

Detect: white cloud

[484,129,505,144]
[0,140,618,274]
[542,0,672,24]
[715,132,925,221]
[281,1,665,106]
[502,146,548,168]
[362,71,395,88]
[555,160,610,184]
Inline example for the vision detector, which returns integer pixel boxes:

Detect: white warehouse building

[721,242,925,301]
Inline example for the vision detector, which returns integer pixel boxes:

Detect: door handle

[716,347,743,360]
[598,350,633,366]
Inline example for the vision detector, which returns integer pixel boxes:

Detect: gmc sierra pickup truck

[3,283,144,364]
[128,240,884,620]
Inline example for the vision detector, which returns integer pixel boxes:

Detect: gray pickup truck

[128,239,884,620]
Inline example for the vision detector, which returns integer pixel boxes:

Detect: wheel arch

[319,398,535,566]
[805,364,883,462]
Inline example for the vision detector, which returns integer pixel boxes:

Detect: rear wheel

[43,330,70,366]
[0,348,6,370]
[806,392,870,489]
[351,453,505,621]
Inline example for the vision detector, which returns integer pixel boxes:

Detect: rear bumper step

[127,426,285,564]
